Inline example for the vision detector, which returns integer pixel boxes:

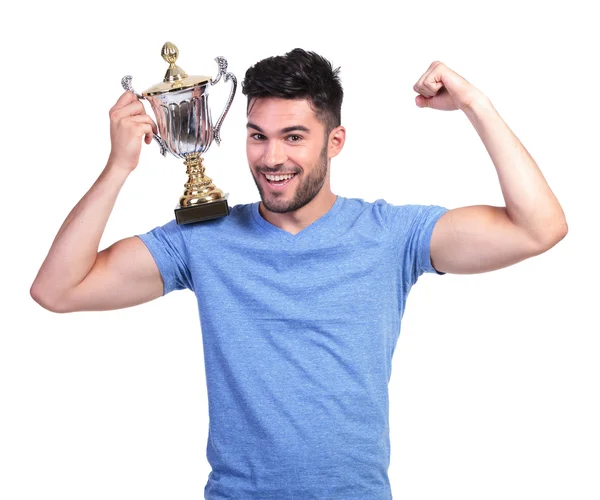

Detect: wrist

[462,93,494,118]
[103,159,133,183]
[106,153,136,174]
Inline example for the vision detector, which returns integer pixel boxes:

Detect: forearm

[31,162,130,305]
[462,97,568,245]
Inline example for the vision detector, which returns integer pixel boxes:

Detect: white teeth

[265,173,295,181]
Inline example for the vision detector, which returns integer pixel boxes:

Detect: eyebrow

[246,122,311,135]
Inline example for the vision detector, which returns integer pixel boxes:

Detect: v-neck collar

[251,195,344,242]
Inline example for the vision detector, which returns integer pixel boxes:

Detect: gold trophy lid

[142,42,212,96]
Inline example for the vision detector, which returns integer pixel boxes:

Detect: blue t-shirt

[137,195,448,500]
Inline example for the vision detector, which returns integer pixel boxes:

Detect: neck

[259,187,337,236]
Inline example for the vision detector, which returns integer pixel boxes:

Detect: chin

[261,198,296,214]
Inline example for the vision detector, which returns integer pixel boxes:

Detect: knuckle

[110,109,123,122]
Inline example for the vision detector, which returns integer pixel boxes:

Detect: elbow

[30,284,72,314]
[549,217,569,245]
[557,219,569,241]
[533,218,568,253]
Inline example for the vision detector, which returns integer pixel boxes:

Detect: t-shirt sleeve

[136,219,193,295]
[380,201,450,286]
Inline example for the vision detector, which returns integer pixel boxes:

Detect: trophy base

[174,194,230,225]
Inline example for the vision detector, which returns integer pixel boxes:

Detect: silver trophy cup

[122,41,236,224]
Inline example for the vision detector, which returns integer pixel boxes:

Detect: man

[30,49,567,499]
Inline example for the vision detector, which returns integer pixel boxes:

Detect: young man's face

[246,97,330,214]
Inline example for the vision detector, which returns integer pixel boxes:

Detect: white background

[2,0,598,498]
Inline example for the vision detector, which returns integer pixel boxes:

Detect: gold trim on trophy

[143,42,212,96]
[180,153,225,206]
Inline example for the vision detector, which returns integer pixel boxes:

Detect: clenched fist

[107,91,158,172]
[413,61,487,112]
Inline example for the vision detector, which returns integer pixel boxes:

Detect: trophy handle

[211,57,237,146]
[120,75,168,157]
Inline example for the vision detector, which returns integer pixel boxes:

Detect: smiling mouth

[262,172,297,186]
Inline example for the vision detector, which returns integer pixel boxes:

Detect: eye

[250,133,266,140]
[286,134,302,142]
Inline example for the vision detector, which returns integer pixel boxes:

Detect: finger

[111,91,138,112]
[136,123,153,140]
[422,78,443,97]
[415,69,442,97]
[129,114,158,135]
[414,83,436,98]
[413,72,431,95]
[413,62,443,96]
[424,66,445,94]
[112,100,145,119]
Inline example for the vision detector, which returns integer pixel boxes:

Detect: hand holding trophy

[122,42,237,224]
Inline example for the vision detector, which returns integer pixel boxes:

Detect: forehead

[247,97,322,130]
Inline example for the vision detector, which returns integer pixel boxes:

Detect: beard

[250,144,329,214]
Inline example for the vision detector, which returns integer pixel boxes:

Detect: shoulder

[140,202,253,243]
[338,196,389,217]
[340,196,449,232]
[338,196,419,223]
[176,201,254,235]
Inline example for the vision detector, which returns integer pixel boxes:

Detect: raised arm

[30,91,164,312]
[412,62,568,275]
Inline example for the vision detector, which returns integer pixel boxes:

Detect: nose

[262,139,287,168]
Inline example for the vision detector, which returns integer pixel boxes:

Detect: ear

[327,126,346,158]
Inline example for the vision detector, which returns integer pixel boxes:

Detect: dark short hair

[241,48,343,134]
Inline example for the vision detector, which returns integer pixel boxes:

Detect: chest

[188,231,401,323]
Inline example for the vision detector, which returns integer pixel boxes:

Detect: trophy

[122,42,236,224]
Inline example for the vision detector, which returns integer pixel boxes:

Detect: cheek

[246,143,261,163]
[285,145,312,163]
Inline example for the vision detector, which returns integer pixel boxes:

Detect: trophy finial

[161,42,179,64]
[161,42,188,83]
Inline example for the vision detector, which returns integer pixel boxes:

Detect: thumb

[415,95,431,108]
